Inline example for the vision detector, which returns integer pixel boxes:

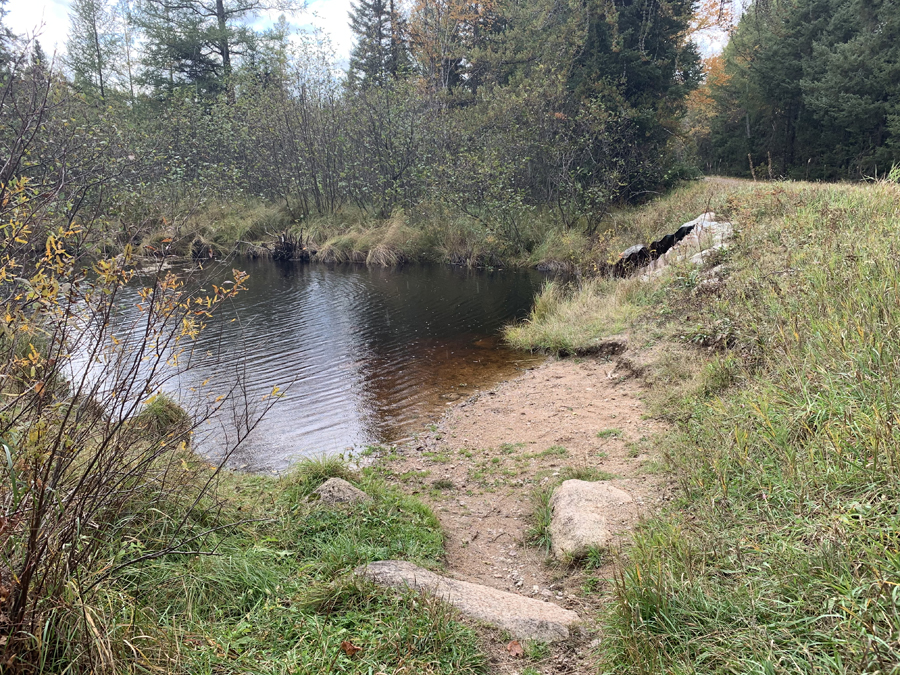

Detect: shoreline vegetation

[6,176,900,673]
[142,178,737,273]
[508,176,900,671]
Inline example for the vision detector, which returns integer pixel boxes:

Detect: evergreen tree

[135,0,300,100]
[0,0,13,66]
[66,0,120,99]
[567,0,701,136]
[564,0,701,195]
[705,0,900,178]
[347,0,408,88]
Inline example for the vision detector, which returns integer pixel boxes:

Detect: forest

[1,0,706,267]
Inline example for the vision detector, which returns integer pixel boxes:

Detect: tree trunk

[216,0,234,102]
[91,14,106,99]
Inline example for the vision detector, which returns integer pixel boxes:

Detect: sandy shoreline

[376,353,672,674]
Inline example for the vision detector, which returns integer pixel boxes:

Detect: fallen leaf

[507,640,524,658]
[340,640,362,657]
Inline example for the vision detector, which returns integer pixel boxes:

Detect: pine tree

[567,0,701,129]
[135,0,301,100]
[347,0,408,88]
[705,0,900,178]
[66,0,120,99]
[0,0,13,70]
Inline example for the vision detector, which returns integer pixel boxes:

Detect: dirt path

[377,354,672,674]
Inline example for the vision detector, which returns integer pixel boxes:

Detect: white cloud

[305,0,354,62]
[4,0,356,66]
[6,0,72,55]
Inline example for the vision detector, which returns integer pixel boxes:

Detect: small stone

[311,477,370,505]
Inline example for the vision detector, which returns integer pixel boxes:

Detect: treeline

[0,0,701,258]
[689,0,900,180]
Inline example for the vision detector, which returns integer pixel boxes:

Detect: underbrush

[517,179,900,672]
[135,182,726,269]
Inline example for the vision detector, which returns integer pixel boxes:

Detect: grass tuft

[525,486,554,551]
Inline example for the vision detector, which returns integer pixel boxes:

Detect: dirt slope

[377,354,672,674]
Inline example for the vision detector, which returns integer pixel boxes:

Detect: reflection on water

[125,260,545,472]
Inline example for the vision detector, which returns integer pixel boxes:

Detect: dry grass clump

[316,216,422,266]
[316,233,368,263]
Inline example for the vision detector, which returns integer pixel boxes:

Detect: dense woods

[690,0,900,179]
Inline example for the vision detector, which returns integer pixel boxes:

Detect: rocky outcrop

[642,213,733,279]
[311,477,371,505]
[612,212,733,278]
[549,480,634,560]
[357,560,580,641]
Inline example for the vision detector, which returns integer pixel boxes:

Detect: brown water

[141,261,545,472]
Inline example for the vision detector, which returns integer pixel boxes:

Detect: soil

[375,353,674,675]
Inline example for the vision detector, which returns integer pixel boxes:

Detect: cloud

[306,0,354,61]
[5,0,72,53]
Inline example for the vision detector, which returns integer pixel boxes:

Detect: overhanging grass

[571,180,900,673]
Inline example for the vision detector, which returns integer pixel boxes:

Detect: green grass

[560,466,615,482]
[514,179,900,672]
[527,445,569,459]
[66,459,485,674]
[525,485,555,551]
[597,428,623,438]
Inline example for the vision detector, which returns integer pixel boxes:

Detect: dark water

[137,261,545,472]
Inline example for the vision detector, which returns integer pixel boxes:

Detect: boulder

[311,477,371,505]
[357,560,580,642]
[549,480,634,560]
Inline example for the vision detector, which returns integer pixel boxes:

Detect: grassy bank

[509,178,900,671]
[136,182,730,270]
[14,457,485,674]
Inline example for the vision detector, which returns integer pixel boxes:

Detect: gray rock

[642,213,733,280]
[311,477,370,505]
[549,480,634,560]
[357,560,580,642]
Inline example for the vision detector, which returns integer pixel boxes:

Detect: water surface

[146,261,545,472]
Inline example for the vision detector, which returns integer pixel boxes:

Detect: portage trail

[378,354,672,674]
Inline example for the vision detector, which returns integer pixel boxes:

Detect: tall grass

[504,276,662,354]
[546,180,900,673]
[34,460,485,674]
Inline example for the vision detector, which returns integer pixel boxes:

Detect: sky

[3,0,357,62]
[4,0,730,69]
